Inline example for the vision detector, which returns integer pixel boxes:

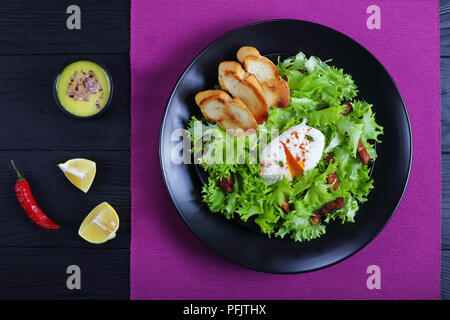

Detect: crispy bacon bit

[324,153,334,164]
[279,197,291,213]
[327,173,339,190]
[336,197,344,208]
[326,174,336,184]
[311,198,345,225]
[298,68,305,74]
[357,139,370,164]
[219,176,233,193]
[323,197,345,210]
[320,198,345,215]
[343,100,353,115]
[310,214,320,225]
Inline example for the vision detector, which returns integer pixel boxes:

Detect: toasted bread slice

[195,90,258,135]
[195,90,224,105]
[236,46,261,63]
[218,61,269,124]
[237,46,290,109]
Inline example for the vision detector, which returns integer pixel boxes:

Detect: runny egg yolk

[259,119,325,185]
[280,141,304,178]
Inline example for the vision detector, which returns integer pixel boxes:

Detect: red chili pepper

[11,160,60,230]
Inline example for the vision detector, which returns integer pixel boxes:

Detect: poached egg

[259,120,325,185]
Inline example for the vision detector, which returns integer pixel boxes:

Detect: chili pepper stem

[11,160,24,181]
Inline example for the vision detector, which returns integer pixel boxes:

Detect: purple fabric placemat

[131,0,440,299]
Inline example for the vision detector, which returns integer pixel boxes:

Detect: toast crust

[237,46,290,109]
[236,46,261,63]
[195,90,258,135]
[195,89,226,105]
[218,61,269,124]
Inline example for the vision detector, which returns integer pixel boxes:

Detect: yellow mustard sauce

[56,61,111,117]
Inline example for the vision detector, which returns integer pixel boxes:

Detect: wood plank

[443,153,450,213]
[442,0,450,151]
[441,57,450,152]
[441,250,450,299]
[0,54,130,151]
[0,0,129,54]
[0,150,130,248]
[442,153,450,251]
[0,247,129,299]
[0,0,132,300]
[441,1,450,298]
[441,0,450,57]
[443,219,450,250]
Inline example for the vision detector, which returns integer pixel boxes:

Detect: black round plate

[159,19,412,273]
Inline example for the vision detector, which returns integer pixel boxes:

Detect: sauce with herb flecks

[56,61,111,117]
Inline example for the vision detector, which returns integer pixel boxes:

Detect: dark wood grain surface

[0,0,129,54]
[0,151,130,248]
[0,0,130,299]
[442,0,450,300]
[0,54,130,150]
[0,248,129,299]
[0,0,447,299]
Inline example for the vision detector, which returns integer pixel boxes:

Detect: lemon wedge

[78,202,119,244]
[58,158,96,193]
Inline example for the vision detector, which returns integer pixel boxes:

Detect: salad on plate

[188,46,383,242]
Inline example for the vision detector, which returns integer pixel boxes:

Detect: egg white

[259,119,325,185]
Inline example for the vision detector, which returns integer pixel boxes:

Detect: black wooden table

[441,0,450,300]
[0,0,448,299]
[0,0,130,299]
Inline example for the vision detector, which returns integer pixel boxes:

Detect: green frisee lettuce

[187,52,383,242]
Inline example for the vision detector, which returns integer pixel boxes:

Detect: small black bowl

[53,59,114,119]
